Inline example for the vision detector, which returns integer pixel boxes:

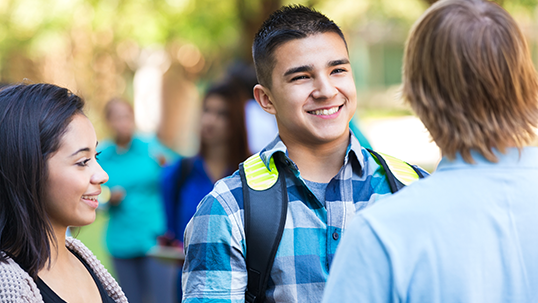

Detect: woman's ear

[253,84,277,115]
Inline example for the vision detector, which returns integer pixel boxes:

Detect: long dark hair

[200,81,249,171]
[0,83,85,279]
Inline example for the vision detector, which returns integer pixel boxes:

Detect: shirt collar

[258,131,365,172]
[437,146,538,171]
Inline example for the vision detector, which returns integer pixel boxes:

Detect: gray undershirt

[303,179,329,207]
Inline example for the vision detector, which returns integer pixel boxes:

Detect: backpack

[238,149,425,303]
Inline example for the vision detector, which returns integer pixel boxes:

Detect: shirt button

[332,232,339,240]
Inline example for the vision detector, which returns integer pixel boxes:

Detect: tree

[423,0,538,8]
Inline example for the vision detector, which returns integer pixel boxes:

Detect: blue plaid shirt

[182,133,406,302]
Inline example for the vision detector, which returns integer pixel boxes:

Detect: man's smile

[307,105,343,116]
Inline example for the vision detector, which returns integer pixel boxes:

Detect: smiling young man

[253,29,356,183]
[182,5,426,303]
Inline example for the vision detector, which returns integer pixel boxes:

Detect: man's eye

[331,68,347,74]
[291,75,309,81]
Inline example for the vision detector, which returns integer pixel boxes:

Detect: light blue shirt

[323,147,538,303]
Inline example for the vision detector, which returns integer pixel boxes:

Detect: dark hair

[0,83,85,279]
[200,81,249,170]
[403,0,538,163]
[252,4,347,88]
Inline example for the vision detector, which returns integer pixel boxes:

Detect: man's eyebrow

[328,59,350,67]
[284,65,313,77]
[70,147,91,157]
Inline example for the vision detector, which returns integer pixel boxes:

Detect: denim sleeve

[182,186,247,303]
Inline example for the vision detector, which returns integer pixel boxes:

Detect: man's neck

[283,134,350,183]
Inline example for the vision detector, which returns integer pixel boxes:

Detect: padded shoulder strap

[366,148,424,193]
[171,157,195,236]
[240,153,288,303]
[242,153,279,190]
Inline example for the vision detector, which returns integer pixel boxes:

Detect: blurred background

[2,0,538,166]
[2,0,538,292]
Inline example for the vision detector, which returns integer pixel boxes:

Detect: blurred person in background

[226,61,278,154]
[98,98,177,303]
[160,80,250,302]
[0,83,127,302]
[323,0,538,302]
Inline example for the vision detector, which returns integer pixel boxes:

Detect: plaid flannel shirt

[182,133,397,303]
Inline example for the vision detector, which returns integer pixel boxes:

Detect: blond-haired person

[323,0,538,302]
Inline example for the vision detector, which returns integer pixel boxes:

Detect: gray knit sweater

[0,237,128,303]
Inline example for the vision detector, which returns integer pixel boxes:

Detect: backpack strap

[170,157,195,237]
[240,150,425,302]
[240,153,287,303]
[366,148,424,193]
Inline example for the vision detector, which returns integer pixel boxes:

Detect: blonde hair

[403,0,538,163]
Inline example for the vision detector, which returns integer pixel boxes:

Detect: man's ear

[253,84,277,115]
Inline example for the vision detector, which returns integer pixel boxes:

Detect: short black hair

[252,4,347,88]
[0,83,85,279]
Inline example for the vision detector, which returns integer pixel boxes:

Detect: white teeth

[82,196,97,202]
[310,106,340,116]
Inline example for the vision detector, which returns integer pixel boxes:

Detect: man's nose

[311,76,337,100]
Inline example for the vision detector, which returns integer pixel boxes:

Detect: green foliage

[0,0,537,84]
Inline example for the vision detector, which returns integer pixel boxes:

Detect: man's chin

[302,130,350,146]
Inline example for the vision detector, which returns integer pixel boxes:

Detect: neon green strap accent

[243,153,279,191]
[375,152,420,185]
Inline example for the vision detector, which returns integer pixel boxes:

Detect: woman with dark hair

[0,83,127,302]
[160,80,250,301]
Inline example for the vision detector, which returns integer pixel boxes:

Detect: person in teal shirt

[98,98,178,303]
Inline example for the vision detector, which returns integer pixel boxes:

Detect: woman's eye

[95,151,102,161]
[76,159,91,167]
